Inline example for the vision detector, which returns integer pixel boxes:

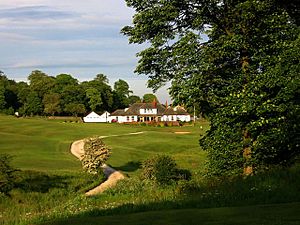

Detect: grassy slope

[1,115,299,225]
[43,202,300,225]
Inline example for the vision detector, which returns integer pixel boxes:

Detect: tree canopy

[0,71,141,116]
[122,0,300,176]
[142,93,158,103]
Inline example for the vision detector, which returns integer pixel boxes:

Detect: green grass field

[0,115,208,173]
[0,115,299,225]
[43,202,300,225]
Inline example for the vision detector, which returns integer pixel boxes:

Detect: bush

[76,172,106,193]
[141,155,191,185]
[176,168,192,181]
[0,154,18,195]
[175,179,200,194]
[82,137,111,174]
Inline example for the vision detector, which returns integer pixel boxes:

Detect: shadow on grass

[40,200,300,225]
[14,170,69,193]
[114,161,141,172]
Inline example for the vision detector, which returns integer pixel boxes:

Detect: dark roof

[123,102,167,116]
[164,106,190,115]
[124,103,144,115]
[110,109,125,116]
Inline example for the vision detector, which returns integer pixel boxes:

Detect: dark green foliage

[0,154,18,195]
[142,93,158,103]
[14,170,68,193]
[0,84,6,110]
[64,103,86,117]
[75,172,106,193]
[123,0,300,176]
[20,91,43,115]
[128,95,141,104]
[0,70,141,116]
[112,79,133,110]
[141,155,191,185]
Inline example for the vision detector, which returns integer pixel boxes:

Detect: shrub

[0,154,18,195]
[176,168,192,181]
[141,155,191,185]
[175,179,200,194]
[76,172,106,193]
[82,137,111,174]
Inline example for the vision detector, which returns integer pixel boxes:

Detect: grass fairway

[0,115,208,173]
[42,202,300,225]
[1,115,299,225]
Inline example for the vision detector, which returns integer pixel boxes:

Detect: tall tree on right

[122,0,300,176]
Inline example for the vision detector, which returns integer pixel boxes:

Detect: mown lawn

[1,115,299,225]
[0,115,208,173]
[43,202,300,225]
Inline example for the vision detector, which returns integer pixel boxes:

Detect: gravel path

[70,132,144,196]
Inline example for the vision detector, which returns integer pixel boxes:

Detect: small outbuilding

[83,111,111,123]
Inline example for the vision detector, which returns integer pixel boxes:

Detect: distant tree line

[0,70,158,116]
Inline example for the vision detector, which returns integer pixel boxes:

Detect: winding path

[70,132,145,196]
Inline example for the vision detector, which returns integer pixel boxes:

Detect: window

[127,116,130,121]
[131,116,135,121]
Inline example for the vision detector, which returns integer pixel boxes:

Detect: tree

[53,74,85,114]
[0,72,9,111]
[55,74,78,89]
[43,93,61,116]
[112,79,132,109]
[82,74,113,112]
[0,84,5,110]
[64,103,86,117]
[142,93,158,103]
[86,88,103,112]
[16,82,30,111]
[0,154,18,195]
[128,95,141,105]
[21,91,43,116]
[28,70,55,98]
[114,79,133,97]
[123,0,300,176]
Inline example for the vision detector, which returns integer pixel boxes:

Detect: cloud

[0,6,77,20]
[0,1,172,101]
[0,31,33,41]
[2,56,137,70]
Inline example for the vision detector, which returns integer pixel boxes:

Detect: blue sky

[0,0,171,102]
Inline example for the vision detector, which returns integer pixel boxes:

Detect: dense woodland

[0,70,159,117]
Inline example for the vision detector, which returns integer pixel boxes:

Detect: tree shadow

[114,161,141,172]
[14,170,70,193]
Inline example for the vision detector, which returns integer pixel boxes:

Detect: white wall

[139,108,157,115]
[161,115,191,122]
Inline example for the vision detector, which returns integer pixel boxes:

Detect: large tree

[28,70,55,98]
[43,93,61,116]
[112,79,132,109]
[122,0,300,176]
[21,91,43,116]
[142,93,158,103]
[82,74,113,112]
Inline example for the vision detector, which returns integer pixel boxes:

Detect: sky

[0,0,171,102]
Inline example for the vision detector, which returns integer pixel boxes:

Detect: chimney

[152,98,157,108]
